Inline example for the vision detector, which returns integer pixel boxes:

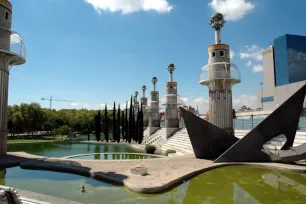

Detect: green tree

[128,96,133,143]
[112,102,116,142]
[104,104,109,142]
[116,104,121,143]
[57,125,70,139]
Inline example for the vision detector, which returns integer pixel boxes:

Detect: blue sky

[8,0,306,113]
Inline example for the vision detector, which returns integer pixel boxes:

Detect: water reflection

[1,166,306,204]
[262,172,306,196]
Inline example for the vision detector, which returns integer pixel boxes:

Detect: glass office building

[274,34,306,86]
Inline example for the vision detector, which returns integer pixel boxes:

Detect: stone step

[162,143,193,152]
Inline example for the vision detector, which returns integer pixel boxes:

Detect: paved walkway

[2,152,306,194]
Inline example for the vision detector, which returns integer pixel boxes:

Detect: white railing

[200,62,241,83]
[0,31,26,60]
[161,94,185,105]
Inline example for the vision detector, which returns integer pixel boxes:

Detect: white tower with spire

[200,13,240,135]
[0,0,26,157]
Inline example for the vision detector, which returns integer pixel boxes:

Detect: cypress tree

[132,106,135,142]
[112,102,116,142]
[125,101,128,141]
[122,109,125,141]
[128,96,133,143]
[95,111,101,141]
[139,103,144,144]
[104,104,109,142]
[116,104,121,143]
[135,106,140,142]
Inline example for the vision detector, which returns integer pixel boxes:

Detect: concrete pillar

[0,56,9,156]
[165,82,179,128]
[149,91,160,135]
[0,1,26,156]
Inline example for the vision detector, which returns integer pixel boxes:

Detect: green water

[72,153,159,160]
[8,142,142,158]
[1,166,306,204]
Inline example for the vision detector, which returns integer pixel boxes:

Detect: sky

[8,0,306,113]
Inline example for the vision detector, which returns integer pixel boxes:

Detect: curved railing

[200,62,241,85]
[161,94,185,105]
[0,31,26,61]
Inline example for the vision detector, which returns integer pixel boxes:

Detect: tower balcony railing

[0,31,26,63]
[200,62,241,86]
[161,94,184,105]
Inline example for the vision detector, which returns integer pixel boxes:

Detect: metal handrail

[0,31,26,60]
[200,63,241,82]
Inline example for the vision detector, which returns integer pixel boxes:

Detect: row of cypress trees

[94,96,144,143]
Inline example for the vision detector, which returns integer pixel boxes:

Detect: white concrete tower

[200,13,240,135]
[141,85,149,127]
[148,77,160,135]
[0,0,26,157]
[163,63,180,137]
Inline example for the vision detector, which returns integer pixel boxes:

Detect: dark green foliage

[95,111,101,141]
[57,125,69,136]
[165,149,176,155]
[135,106,140,143]
[125,101,128,141]
[104,104,109,142]
[112,102,116,141]
[145,145,156,154]
[132,106,135,141]
[116,104,121,143]
[138,103,144,144]
[121,109,125,141]
[128,96,133,143]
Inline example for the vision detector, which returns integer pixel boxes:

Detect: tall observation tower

[133,91,139,117]
[0,0,26,157]
[148,77,160,135]
[141,85,149,127]
[163,63,180,137]
[200,13,240,135]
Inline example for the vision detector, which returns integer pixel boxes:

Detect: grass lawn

[7,135,69,144]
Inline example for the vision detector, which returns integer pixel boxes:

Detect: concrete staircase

[143,128,167,147]
[142,128,306,156]
[160,129,193,155]
[234,129,306,154]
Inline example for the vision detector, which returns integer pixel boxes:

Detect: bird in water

[81,185,86,193]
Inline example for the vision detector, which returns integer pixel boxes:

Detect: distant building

[178,105,198,120]
[257,34,306,111]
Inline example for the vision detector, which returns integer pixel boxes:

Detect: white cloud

[209,0,255,21]
[85,0,173,14]
[233,95,257,109]
[246,61,252,67]
[240,45,264,61]
[71,102,80,106]
[230,49,236,59]
[253,64,263,73]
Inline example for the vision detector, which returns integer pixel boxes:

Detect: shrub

[145,145,156,154]
[57,125,70,136]
[165,149,176,156]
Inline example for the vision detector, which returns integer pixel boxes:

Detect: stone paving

[2,152,306,194]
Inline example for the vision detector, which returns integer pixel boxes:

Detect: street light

[260,82,263,110]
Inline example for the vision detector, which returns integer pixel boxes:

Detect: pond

[7,142,143,158]
[1,166,306,204]
[68,153,161,160]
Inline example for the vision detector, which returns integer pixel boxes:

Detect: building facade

[257,34,306,111]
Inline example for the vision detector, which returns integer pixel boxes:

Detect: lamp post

[260,82,263,109]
